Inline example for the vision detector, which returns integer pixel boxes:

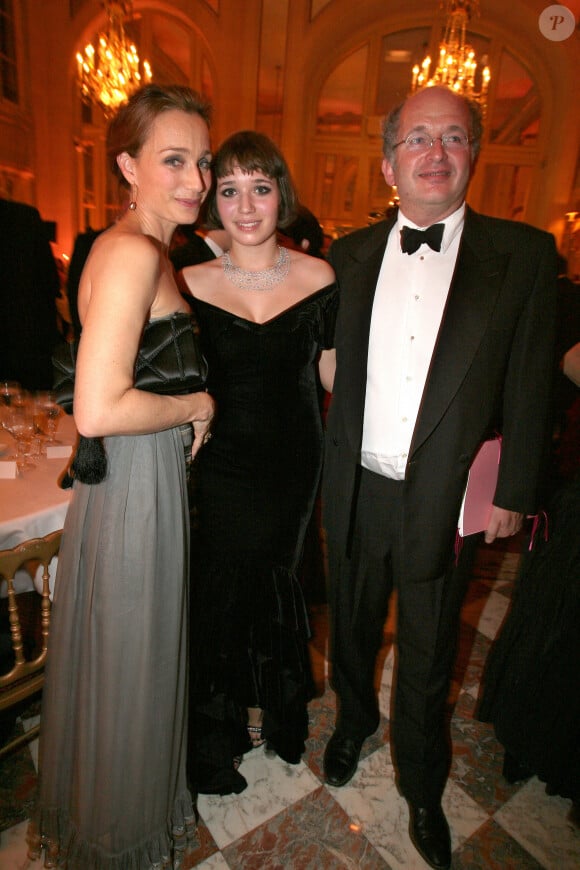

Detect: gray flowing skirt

[29,425,195,869]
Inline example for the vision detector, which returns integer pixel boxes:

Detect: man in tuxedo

[0,198,60,389]
[322,86,557,869]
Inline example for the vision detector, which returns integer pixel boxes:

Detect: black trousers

[327,466,476,805]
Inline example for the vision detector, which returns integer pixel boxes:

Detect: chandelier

[76,0,152,116]
[411,0,491,113]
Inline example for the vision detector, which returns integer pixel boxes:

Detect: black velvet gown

[479,472,580,801]
[188,284,338,795]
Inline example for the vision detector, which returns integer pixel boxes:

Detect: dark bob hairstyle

[204,130,297,229]
[106,84,211,189]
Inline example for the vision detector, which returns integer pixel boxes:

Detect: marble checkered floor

[1,538,579,869]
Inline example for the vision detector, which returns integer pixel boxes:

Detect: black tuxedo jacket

[169,232,217,271]
[0,198,60,389]
[322,207,557,582]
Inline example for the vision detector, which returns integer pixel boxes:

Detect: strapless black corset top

[133,311,208,395]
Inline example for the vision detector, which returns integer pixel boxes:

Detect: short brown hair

[205,130,297,229]
[106,84,211,188]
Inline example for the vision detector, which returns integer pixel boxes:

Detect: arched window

[316,46,367,135]
[475,48,542,222]
[311,25,545,235]
[488,50,540,147]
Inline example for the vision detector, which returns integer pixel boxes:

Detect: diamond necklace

[222,245,290,291]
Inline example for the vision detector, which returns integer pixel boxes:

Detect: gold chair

[0,529,62,758]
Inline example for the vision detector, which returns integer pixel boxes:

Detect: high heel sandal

[247,724,265,748]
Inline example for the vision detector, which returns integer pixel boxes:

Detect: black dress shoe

[323,733,363,787]
[408,803,451,870]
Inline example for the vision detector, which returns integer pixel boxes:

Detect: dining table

[0,414,76,594]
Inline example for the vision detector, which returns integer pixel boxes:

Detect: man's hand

[484,506,523,544]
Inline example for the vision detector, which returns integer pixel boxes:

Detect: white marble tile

[327,744,490,870]
[442,780,492,847]
[495,776,580,869]
[197,747,320,850]
[460,588,510,640]
[326,746,425,870]
[492,576,515,591]
[195,852,230,869]
[378,646,395,718]
[0,820,43,869]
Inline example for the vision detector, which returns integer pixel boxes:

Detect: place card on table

[0,460,18,478]
[46,445,73,459]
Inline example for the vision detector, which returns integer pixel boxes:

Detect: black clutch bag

[52,312,208,414]
[133,313,208,395]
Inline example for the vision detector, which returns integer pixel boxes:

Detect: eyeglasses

[393,132,472,152]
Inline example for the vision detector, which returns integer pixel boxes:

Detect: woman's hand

[189,391,216,460]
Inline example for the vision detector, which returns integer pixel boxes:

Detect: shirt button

[402,452,408,458]
[402,416,408,422]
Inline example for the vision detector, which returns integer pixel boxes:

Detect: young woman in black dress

[181,131,337,795]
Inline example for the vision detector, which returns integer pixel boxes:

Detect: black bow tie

[400,223,444,254]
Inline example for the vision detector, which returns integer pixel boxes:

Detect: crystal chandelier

[411,0,491,112]
[76,0,152,117]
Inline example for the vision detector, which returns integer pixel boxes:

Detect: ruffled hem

[27,792,198,870]
[188,559,314,792]
[190,560,313,716]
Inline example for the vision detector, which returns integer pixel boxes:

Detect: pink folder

[458,437,501,537]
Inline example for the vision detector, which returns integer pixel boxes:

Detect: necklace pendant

[222,245,290,291]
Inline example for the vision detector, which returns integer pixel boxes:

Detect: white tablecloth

[0,415,76,594]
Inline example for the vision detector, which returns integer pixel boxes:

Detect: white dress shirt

[361,204,465,480]
[202,234,225,258]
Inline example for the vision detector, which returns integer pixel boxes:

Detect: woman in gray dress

[27,84,214,869]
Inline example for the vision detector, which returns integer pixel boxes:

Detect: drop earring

[129,183,137,211]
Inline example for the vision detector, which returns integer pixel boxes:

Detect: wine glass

[1,381,22,408]
[33,392,63,443]
[3,399,37,471]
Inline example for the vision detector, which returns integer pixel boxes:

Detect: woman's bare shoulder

[87,226,160,276]
[79,229,161,318]
[289,249,335,290]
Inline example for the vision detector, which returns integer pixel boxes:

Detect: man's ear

[116,152,136,186]
[381,156,396,187]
